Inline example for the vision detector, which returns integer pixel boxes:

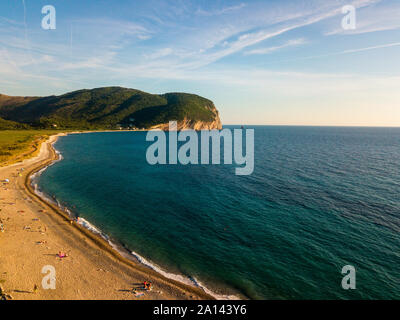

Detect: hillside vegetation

[0,117,30,130]
[0,87,221,130]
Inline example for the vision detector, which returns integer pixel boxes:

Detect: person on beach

[143,281,152,291]
[58,251,68,258]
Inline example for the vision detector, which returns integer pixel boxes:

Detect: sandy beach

[0,133,213,300]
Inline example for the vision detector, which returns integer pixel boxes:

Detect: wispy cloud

[339,42,400,53]
[0,0,398,101]
[244,38,307,55]
[271,41,400,63]
[143,48,173,60]
[325,0,400,35]
[171,9,343,69]
[0,16,23,27]
[58,51,118,70]
[70,18,152,40]
[154,0,380,70]
[196,3,247,16]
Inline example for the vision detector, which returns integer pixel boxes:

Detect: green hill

[0,87,222,130]
[0,117,30,130]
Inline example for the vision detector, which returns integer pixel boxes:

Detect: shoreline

[0,132,217,300]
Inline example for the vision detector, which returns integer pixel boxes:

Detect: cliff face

[149,105,222,130]
[149,116,222,131]
[0,87,223,130]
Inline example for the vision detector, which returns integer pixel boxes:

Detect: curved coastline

[26,132,241,300]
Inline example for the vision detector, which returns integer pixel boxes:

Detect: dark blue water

[37,126,400,299]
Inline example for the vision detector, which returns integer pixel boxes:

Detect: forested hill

[0,87,222,130]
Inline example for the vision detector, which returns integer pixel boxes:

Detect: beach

[0,133,213,300]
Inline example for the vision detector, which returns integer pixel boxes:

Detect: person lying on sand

[57,251,68,258]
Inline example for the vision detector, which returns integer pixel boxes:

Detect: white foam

[76,217,110,242]
[192,277,240,300]
[129,250,240,300]
[130,250,195,287]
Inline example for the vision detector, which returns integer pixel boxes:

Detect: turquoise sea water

[36,126,400,299]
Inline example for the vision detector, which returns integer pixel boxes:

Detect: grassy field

[0,130,60,166]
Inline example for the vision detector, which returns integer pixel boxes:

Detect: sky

[0,0,399,126]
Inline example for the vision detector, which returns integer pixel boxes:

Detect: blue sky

[0,0,399,125]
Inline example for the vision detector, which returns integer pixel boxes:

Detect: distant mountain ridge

[0,87,222,130]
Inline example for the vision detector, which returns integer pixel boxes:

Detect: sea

[34,126,400,299]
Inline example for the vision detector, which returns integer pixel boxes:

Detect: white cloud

[340,42,400,53]
[155,0,380,70]
[272,41,400,63]
[325,0,400,35]
[0,0,396,98]
[58,51,118,70]
[144,48,173,60]
[75,18,151,37]
[172,10,342,69]
[196,3,247,16]
[244,38,307,55]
